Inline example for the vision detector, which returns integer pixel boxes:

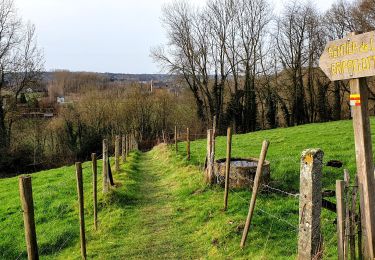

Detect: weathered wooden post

[91,153,98,230]
[223,127,232,211]
[297,149,323,260]
[75,162,87,260]
[175,125,178,153]
[102,139,109,193]
[128,133,132,152]
[319,31,375,259]
[186,127,190,160]
[212,116,216,166]
[115,135,120,172]
[349,76,375,258]
[19,175,39,260]
[162,130,166,143]
[350,176,358,260]
[121,135,126,163]
[344,170,350,259]
[204,129,213,184]
[126,134,129,157]
[240,140,269,248]
[336,180,346,260]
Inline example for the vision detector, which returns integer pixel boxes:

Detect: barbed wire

[228,188,299,232]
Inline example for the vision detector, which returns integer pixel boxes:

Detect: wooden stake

[92,153,98,231]
[212,115,217,138]
[19,175,39,260]
[350,176,358,260]
[344,170,350,260]
[204,129,214,184]
[102,139,109,193]
[75,162,86,260]
[129,134,132,152]
[125,134,129,157]
[349,75,375,259]
[223,127,232,211]
[121,135,126,163]
[162,130,166,143]
[186,127,190,160]
[175,125,178,153]
[212,116,216,166]
[115,135,120,172]
[240,140,269,248]
[337,180,346,260]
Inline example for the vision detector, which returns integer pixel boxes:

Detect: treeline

[2,70,201,175]
[152,0,375,133]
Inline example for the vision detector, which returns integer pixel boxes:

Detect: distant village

[3,72,179,119]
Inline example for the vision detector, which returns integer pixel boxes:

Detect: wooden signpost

[320,32,375,259]
[319,31,375,81]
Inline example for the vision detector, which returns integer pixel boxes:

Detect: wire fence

[168,127,341,258]
[0,152,111,259]
[0,129,343,259]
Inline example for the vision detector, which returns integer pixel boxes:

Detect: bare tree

[275,2,317,125]
[152,0,271,133]
[0,0,44,149]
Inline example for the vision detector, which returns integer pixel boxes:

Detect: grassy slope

[0,153,140,259]
[0,119,371,259]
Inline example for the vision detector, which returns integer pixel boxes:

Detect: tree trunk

[243,64,257,132]
[332,81,341,121]
[0,96,6,148]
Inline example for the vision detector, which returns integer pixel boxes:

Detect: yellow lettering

[371,39,375,51]
[331,63,336,74]
[361,42,369,53]
[329,47,334,58]
[336,62,343,74]
[362,58,370,70]
[347,60,354,74]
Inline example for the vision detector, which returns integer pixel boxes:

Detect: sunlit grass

[1,119,370,259]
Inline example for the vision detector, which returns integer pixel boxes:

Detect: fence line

[2,134,138,259]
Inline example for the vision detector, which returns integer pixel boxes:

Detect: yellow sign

[319,32,375,81]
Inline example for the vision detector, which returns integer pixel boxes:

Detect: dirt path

[121,151,183,259]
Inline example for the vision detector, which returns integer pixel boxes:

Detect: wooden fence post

[121,135,126,163]
[115,135,120,172]
[102,139,109,193]
[204,129,213,184]
[350,176,358,260]
[344,170,350,259]
[19,175,39,260]
[298,149,324,260]
[223,127,232,211]
[131,133,134,151]
[175,125,178,153]
[349,65,375,258]
[337,180,346,260]
[212,116,216,166]
[91,153,98,231]
[240,140,269,248]
[75,162,87,260]
[186,127,190,160]
[212,115,217,138]
[126,134,129,157]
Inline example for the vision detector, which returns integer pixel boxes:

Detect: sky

[15,0,338,74]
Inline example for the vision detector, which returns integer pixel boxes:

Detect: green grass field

[0,119,370,259]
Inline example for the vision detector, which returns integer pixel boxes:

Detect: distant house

[57,96,65,103]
